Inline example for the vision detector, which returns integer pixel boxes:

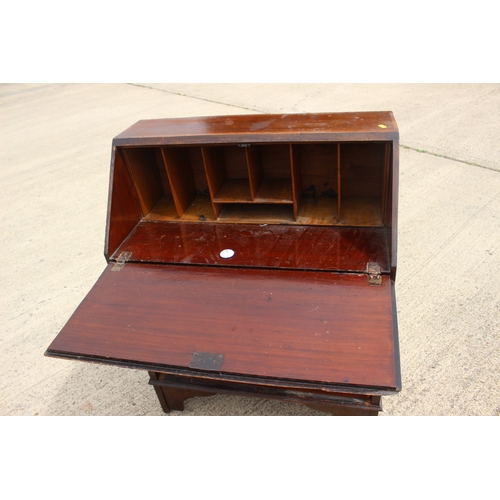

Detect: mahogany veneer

[46,112,401,415]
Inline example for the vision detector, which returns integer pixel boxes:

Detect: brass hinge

[111,251,132,271]
[367,262,382,286]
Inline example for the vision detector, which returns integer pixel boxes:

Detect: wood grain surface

[113,112,398,145]
[112,221,390,272]
[47,263,399,390]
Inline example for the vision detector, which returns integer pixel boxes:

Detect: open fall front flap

[46,261,400,391]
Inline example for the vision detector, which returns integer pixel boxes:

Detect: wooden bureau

[46,112,401,415]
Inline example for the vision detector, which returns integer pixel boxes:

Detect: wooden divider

[246,145,263,200]
[160,147,196,218]
[120,141,390,227]
[290,144,302,219]
[122,148,164,217]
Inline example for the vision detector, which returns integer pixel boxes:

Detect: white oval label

[220,249,235,259]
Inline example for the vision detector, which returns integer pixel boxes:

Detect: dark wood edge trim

[104,256,393,276]
[289,144,301,219]
[112,133,399,148]
[390,279,402,391]
[44,350,400,395]
[337,143,341,223]
[391,138,399,280]
[104,146,117,262]
[382,142,390,224]
[127,218,386,229]
[148,373,382,411]
[114,112,397,136]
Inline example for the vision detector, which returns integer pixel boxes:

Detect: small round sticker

[220,249,235,259]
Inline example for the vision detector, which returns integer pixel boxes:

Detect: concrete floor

[1,83,499,416]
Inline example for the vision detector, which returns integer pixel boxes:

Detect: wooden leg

[148,372,169,412]
[149,373,216,413]
[152,384,171,413]
[162,386,217,412]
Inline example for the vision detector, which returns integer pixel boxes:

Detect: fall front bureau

[46,112,401,415]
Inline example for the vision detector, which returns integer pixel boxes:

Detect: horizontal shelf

[218,204,295,224]
[296,197,338,225]
[213,179,252,203]
[213,178,294,205]
[340,197,383,226]
[144,195,178,220]
[144,195,385,226]
[146,195,216,222]
[144,195,382,227]
[254,178,293,204]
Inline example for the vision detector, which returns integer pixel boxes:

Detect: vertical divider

[337,143,342,223]
[122,148,164,217]
[159,148,197,218]
[382,142,391,224]
[246,145,263,200]
[154,149,173,196]
[290,144,302,220]
[201,146,225,218]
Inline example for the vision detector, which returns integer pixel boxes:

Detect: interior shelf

[213,179,252,203]
[218,204,296,224]
[296,197,338,225]
[120,141,390,227]
[145,195,216,222]
[339,197,383,226]
[254,179,293,204]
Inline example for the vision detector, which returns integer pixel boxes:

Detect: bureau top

[113,111,398,146]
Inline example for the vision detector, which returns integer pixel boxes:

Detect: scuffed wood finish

[47,262,399,390]
[113,221,390,272]
[113,112,398,146]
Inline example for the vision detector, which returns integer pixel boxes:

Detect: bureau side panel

[105,147,141,259]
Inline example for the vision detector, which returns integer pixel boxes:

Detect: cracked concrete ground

[1,83,499,416]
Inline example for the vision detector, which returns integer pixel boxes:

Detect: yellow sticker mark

[378,124,387,129]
